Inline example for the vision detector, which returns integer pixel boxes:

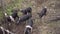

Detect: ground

[0,0,60,34]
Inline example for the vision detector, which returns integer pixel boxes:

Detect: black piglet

[17,13,32,24]
[21,7,32,15]
[24,19,33,34]
[37,7,47,18]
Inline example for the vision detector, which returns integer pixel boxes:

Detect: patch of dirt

[0,0,60,34]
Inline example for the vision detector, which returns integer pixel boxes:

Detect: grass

[6,0,23,15]
[0,0,23,19]
[0,11,3,19]
[0,0,33,18]
[0,0,60,34]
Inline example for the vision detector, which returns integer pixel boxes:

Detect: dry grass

[0,0,60,34]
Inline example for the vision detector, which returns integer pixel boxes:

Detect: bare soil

[0,0,60,34]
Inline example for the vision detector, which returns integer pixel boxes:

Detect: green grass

[0,11,3,19]
[6,0,23,15]
[0,0,23,19]
[0,0,34,19]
